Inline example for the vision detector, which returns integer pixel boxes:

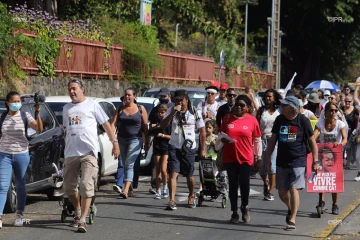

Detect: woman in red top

[220,95,262,224]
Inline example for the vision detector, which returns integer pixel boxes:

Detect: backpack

[0,111,29,139]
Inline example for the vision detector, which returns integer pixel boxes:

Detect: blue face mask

[159,99,169,104]
[9,102,22,112]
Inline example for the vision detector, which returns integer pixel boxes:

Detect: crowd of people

[1,78,360,233]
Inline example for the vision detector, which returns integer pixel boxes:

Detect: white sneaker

[355,175,360,181]
[113,185,122,193]
[163,188,169,198]
[14,214,24,227]
[195,189,202,197]
[154,192,162,199]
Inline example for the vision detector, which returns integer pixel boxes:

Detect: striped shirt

[0,112,35,154]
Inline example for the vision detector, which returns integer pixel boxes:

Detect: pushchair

[197,159,228,208]
[51,163,97,224]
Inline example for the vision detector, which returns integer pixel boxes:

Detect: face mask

[9,102,22,111]
[159,99,169,104]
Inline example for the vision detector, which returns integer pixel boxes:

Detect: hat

[236,94,252,106]
[299,90,307,97]
[308,92,320,104]
[158,88,170,97]
[356,77,360,83]
[220,83,229,90]
[174,89,188,100]
[286,89,296,97]
[324,90,331,96]
[279,96,300,110]
[205,80,219,92]
[277,89,284,94]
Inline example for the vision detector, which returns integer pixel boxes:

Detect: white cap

[277,89,284,94]
[356,77,360,82]
[324,90,331,96]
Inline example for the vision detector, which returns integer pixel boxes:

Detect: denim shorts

[276,166,305,191]
[168,144,195,177]
[260,137,277,175]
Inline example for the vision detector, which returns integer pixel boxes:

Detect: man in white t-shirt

[62,79,119,233]
[197,84,220,121]
[161,89,206,210]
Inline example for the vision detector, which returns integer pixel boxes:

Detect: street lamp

[175,23,180,52]
[240,0,257,62]
[277,30,284,87]
[267,17,272,72]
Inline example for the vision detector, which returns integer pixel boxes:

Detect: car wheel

[96,157,102,192]
[4,175,17,213]
[45,188,62,201]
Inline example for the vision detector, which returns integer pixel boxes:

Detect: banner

[306,143,344,193]
[283,72,297,96]
[140,0,152,26]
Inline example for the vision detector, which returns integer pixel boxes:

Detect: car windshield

[46,102,67,125]
[143,90,206,107]
[112,102,154,116]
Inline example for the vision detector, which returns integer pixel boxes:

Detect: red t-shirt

[220,113,261,165]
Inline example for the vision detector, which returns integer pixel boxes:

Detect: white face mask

[324,95,329,101]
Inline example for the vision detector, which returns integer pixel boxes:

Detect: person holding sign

[313,102,347,216]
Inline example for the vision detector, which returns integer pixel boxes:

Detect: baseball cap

[205,80,220,92]
[174,89,188,100]
[324,90,331,96]
[299,90,307,97]
[158,88,170,97]
[220,83,229,90]
[279,96,300,110]
[308,92,320,104]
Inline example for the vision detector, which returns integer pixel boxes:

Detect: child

[152,104,171,199]
[197,119,218,194]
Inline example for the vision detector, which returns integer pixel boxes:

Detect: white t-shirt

[260,109,281,138]
[302,109,314,119]
[165,107,205,149]
[0,112,35,154]
[197,101,220,118]
[63,98,109,158]
[316,119,346,143]
[319,109,348,132]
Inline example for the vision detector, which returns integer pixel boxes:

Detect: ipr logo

[22,219,31,224]
[327,17,351,23]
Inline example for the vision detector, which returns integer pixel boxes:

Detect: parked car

[106,97,159,171]
[0,95,65,213]
[45,96,118,189]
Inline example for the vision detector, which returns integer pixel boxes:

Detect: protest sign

[306,143,344,193]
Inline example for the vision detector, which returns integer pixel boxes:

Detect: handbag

[179,117,193,175]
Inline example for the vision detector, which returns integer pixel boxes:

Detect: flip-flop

[285,221,296,231]
[119,192,128,199]
[128,191,134,197]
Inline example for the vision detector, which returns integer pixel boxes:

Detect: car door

[25,103,64,186]
[98,101,118,176]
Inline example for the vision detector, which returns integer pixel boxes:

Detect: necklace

[228,104,234,111]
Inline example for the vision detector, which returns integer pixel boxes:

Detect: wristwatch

[110,139,118,143]
[313,161,320,165]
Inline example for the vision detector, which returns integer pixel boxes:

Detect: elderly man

[197,83,221,121]
[265,96,318,231]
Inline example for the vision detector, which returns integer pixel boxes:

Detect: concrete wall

[24,76,203,98]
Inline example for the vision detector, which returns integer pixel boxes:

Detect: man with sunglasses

[216,88,237,129]
[197,84,221,121]
[62,79,120,233]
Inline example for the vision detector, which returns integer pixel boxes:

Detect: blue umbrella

[305,80,340,92]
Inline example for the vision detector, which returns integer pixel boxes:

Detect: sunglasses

[328,97,334,100]
[236,103,247,108]
[345,88,350,91]
[68,79,84,87]
[207,92,216,95]
[227,94,236,98]
[345,100,352,103]
[328,109,338,113]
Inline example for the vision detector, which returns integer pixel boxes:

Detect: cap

[308,92,320,104]
[220,83,229,90]
[299,90,307,97]
[205,80,219,92]
[158,88,170,97]
[356,77,360,83]
[324,90,331,96]
[277,89,284,94]
[174,89,188,100]
[279,96,300,110]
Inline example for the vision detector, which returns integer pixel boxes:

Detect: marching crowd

[0,78,359,233]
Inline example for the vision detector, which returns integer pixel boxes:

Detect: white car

[45,96,118,190]
[106,97,159,170]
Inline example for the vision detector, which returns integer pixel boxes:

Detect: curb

[312,194,360,238]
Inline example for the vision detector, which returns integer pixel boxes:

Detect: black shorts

[168,144,195,177]
[153,148,168,157]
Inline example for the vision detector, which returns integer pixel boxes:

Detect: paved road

[1,163,360,240]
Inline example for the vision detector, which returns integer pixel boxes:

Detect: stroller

[51,163,97,224]
[198,159,228,208]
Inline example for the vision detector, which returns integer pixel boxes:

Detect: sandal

[119,192,128,199]
[128,190,134,197]
[285,221,296,231]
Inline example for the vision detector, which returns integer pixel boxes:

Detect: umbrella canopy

[305,80,340,92]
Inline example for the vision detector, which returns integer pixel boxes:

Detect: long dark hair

[6,91,20,112]
[124,87,137,103]
[262,89,282,107]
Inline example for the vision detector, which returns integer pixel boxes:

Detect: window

[100,102,116,123]
[38,104,55,132]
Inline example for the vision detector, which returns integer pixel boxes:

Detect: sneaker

[285,221,296,231]
[250,175,256,179]
[195,189,202,197]
[263,184,269,196]
[230,212,239,223]
[149,188,156,194]
[355,173,360,181]
[14,214,24,227]
[163,188,169,198]
[166,200,177,210]
[77,222,87,233]
[113,185,122,193]
[69,215,80,228]
[154,192,162,200]
[188,196,196,209]
[332,204,339,215]
[241,205,250,223]
[264,193,274,201]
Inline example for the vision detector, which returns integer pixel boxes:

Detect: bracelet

[313,161,320,165]
[110,139,118,143]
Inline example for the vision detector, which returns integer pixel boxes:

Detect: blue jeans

[118,137,142,182]
[115,156,124,188]
[132,151,141,189]
[0,152,30,215]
